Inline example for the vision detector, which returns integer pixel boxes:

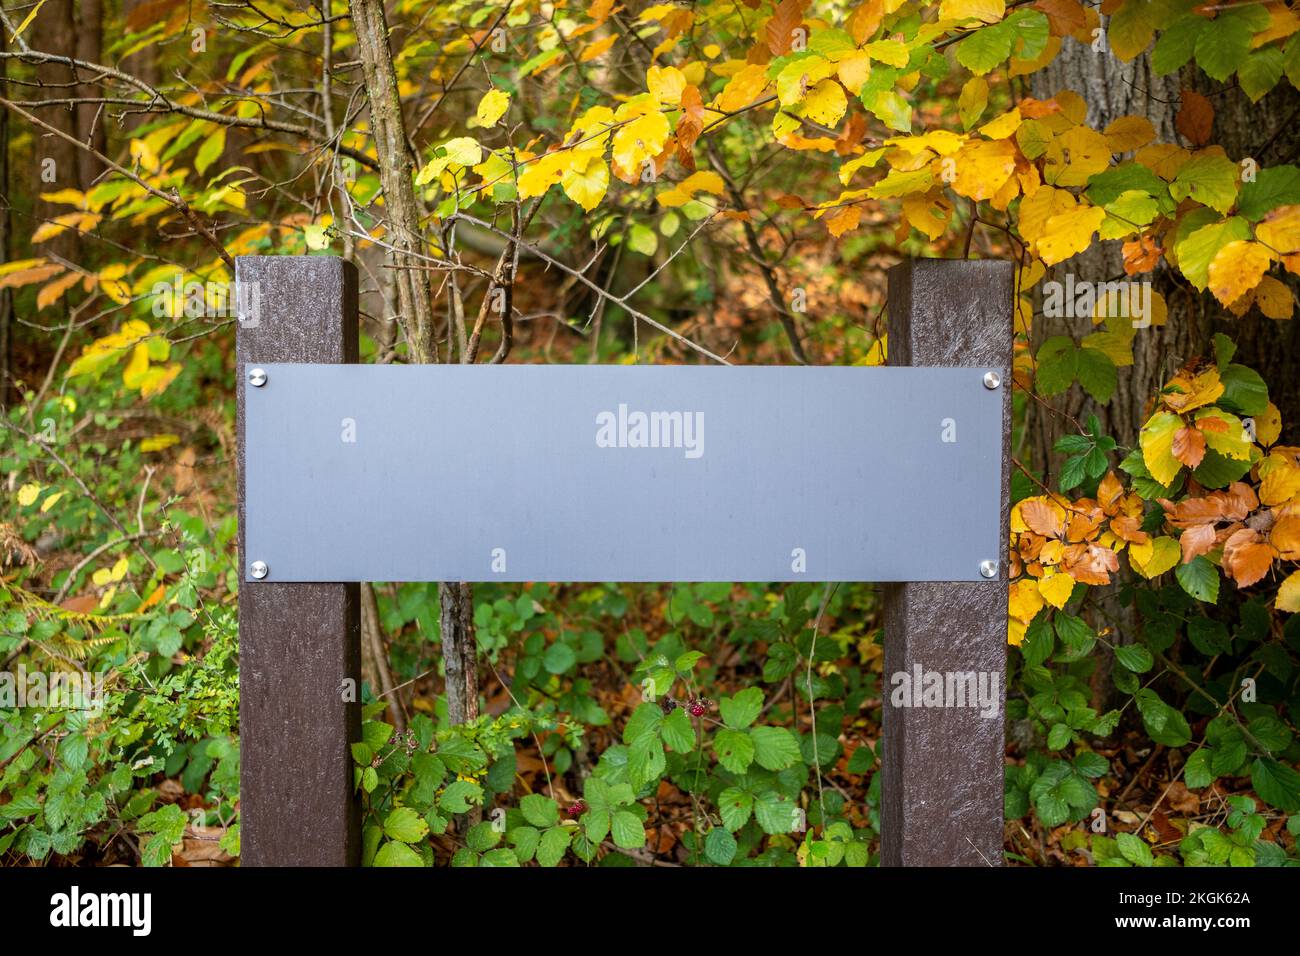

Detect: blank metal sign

[242,364,1004,583]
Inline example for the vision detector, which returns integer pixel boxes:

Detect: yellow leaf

[978,108,1021,140]
[959,77,989,129]
[1044,126,1112,187]
[1207,240,1273,306]
[17,483,42,507]
[9,0,48,39]
[1253,276,1293,319]
[837,53,872,96]
[647,65,687,106]
[561,154,609,211]
[1259,452,1300,506]
[825,204,862,238]
[141,433,181,453]
[1009,577,1045,624]
[950,138,1017,202]
[1103,115,1155,153]
[1256,204,1300,255]
[716,64,769,112]
[939,0,1005,22]
[1037,571,1074,609]
[39,490,65,513]
[470,89,511,128]
[1132,536,1180,578]
[37,271,82,311]
[580,34,618,62]
[612,110,671,176]
[1277,569,1300,612]
[1035,204,1105,265]
[902,191,953,240]
[802,79,848,127]
[1256,402,1283,447]
[1008,615,1027,647]
[516,151,568,199]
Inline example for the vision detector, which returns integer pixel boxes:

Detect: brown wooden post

[881,258,1012,866]
[236,256,361,866]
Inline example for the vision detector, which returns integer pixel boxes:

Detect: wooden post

[881,258,1013,866]
[236,256,361,866]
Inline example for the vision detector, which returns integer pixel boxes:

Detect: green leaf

[610,810,646,848]
[1151,13,1205,76]
[750,725,802,771]
[1193,12,1252,81]
[1252,758,1300,812]
[373,840,424,867]
[1184,749,1214,789]
[1116,832,1154,867]
[719,687,764,729]
[1076,346,1117,403]
[1170,155,1240,215]
[1239,47,1284,102]
[1035,336,1078,397]
[536,824,572,866]
[1047,723,1072,750]
[753,790,799,834]
[660,707,696,752]
[704,826,738,865]
[714,728,756,773]
[543,640,577,674]
[718,787,753,831]
[465,821,501,852]
[439,779,483,814]
[1114,643,1154,673]
[383,807,429,843]
[520,793,559,828]
[1238,164,1300,221]
[480,848,520,867]
[1217,363,1269,416]
[1176,555,1220,603]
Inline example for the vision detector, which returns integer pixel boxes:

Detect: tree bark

[349,0,479,738]
[74,0,106,190]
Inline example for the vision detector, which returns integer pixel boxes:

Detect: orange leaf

[765,0,803,56]
[1172,425,1207,469]
[1175,89,1213,146]
[1179,523,1218,564]
[1222,527,1277,587]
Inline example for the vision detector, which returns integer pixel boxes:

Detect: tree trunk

[349,0,479,741]
[74,0,106,190]
[0,23,11,406]
[1027,32,1197,475]
[29,0,81,263]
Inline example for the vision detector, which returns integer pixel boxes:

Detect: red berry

[566,801,586,817]
[688,699,706,717]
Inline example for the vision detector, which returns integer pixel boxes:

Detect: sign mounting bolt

[983,370,1001,390]
[980,560,998,579]
[248,367,268,387]
[250,560,269,579]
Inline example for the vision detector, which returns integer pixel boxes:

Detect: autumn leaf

[1175,89,1214,146]
[1222,527,1277,587]
[470,89,511,128]
[1207,240,1273,305]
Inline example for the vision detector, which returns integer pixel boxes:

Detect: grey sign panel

[242,364,1004,583]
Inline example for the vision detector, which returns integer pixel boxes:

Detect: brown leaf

[765,0,803,56]
[1179,523,1218,564]
[1222,527,1277,587]
[1022,499,1066,538]
[1172,425,1206,468]
[1176,89,1214,146]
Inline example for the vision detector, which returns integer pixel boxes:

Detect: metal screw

[983,370,1001,390]
[980,560,998,579]
[250,560,269,579]
[248,367,268,387]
